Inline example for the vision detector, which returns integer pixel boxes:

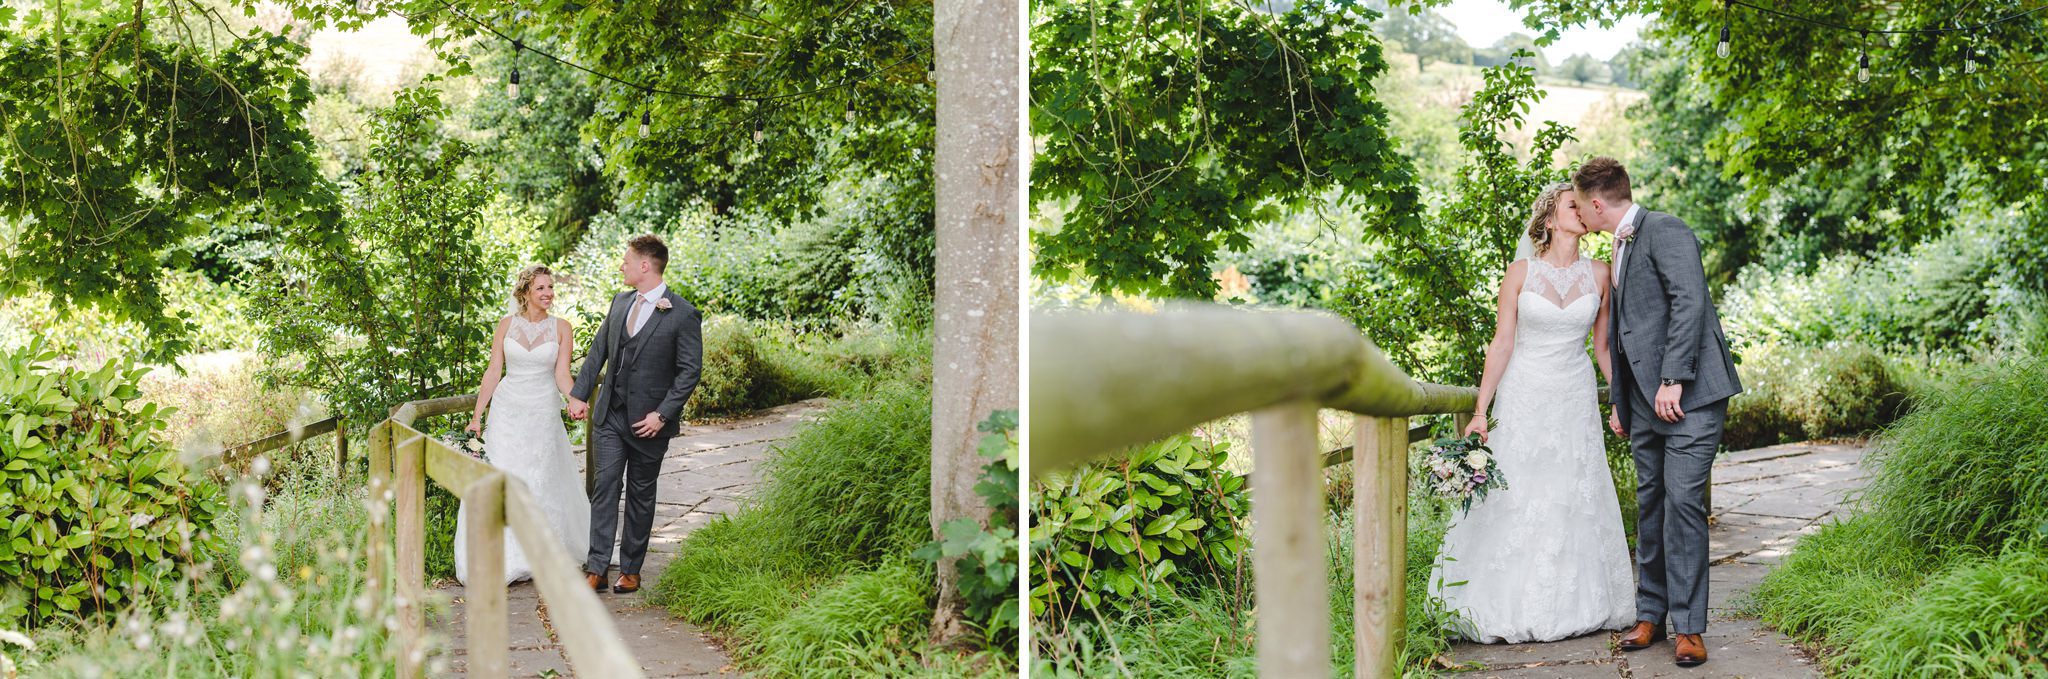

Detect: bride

[454,265,592,585]
[1430,182,1635,643]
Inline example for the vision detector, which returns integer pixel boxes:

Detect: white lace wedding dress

[1430,256,1635,643]
[455,315,592,585]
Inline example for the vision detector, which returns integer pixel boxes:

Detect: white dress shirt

[627,283,667,337]
[1612,204,1643,287]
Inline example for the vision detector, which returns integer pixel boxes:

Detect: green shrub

[688,316,797,419]
[1029,435,1251,628]
[20,448,399,677]
[1722,221,2013,353]
[914,411,1020,649]
[1032,493,1465,677]
[0,342,227,628]
[1723,342,1915,450]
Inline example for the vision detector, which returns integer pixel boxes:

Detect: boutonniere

[653,298,673,312]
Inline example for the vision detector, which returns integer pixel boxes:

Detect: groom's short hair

[1573,157,1633,203]
[628,235,668,272]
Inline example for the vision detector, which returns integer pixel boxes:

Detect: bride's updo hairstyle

[512,265,554,315]
[1524,181,1575,256]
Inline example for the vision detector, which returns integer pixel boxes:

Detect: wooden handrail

[1029,305,1481,678]
[368,395,645,679]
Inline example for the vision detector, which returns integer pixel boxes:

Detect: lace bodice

[1524,256,1598,308]
[503,315,560,381]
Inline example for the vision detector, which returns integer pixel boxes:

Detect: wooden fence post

[367,421,390,595]
[334,420,349,484]
[395,433,426,679]
[464,472,509,678]
[1252,400,1329,676]
[1354,415,1410,678]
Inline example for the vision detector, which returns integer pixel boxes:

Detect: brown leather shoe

[1619,621,1665,651]
[587,572,610,592]
[1675,633,1707,666]
[615,573,641,594]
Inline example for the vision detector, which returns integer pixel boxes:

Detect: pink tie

[626,297,645,337]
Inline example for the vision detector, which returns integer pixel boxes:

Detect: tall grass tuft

[1753,352,2048,675]
[651,380,983,676]
[1859,355,2048,551]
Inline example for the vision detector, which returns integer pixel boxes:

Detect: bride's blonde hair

[1524,181,1576,257]
[512,265,554,315]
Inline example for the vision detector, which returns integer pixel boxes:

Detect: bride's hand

[464,419,482,436]
[1462,416,1488,443]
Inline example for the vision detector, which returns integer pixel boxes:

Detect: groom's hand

[1608,411,1625,438]
[567,398,589,420]
[1655,383,1686,423]
[632,412,664,437]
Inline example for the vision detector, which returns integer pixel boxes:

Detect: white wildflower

[0,629,34,651]
[129,513,155,530]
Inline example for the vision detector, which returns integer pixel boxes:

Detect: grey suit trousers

[586,404,667,576]
[1624,379,1726,635]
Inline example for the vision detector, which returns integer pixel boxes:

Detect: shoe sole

[1677,659,1706,667]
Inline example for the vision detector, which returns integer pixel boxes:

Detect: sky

[1441,0,1652,62]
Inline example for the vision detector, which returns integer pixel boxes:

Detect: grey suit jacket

[1609,208,1743,428]
[570,288,704,439]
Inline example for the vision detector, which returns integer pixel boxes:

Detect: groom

[568,234,703,594]
[1573,158,1742,668]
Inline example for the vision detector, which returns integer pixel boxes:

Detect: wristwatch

[1660,378,1682,386]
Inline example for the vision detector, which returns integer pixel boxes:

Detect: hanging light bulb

[1858,33,1871,83]
[1965,47,1979,74]
[753,118,765,144]
[844,99,856,123]
[639,110,650,138]
[508,40,523,100]
[1717,24,1730,58]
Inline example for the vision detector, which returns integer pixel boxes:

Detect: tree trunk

[929,0,1021,649]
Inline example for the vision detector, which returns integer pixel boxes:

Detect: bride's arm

[554,317,576,398]
[1591,261,1616,386]
[1467,262,1527,439]
[468,318,511,434]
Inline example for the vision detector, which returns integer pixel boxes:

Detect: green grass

[650,380,1005,677]
[1752,353,2048,676]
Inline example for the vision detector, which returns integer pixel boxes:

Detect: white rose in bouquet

[1465,451,1490,471]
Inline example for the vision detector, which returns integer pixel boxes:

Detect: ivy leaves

[1031,0,1424,299]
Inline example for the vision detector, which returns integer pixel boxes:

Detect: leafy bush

[1032,489,1466,677]
[19,450,401,677]
[1029,435,1250,628]
[915,411,1021,649]
[0,342,227,628]
[1722,221,2018,354]
[1723,342,1916,450]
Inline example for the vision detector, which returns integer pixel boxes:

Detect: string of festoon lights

[440,2,930,142]
[1710,0,2047,83]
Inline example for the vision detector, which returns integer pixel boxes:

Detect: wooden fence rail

[365,394,645,679]
[1031,305,1480,678]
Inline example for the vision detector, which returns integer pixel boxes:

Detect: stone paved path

[429,399,834,677]
[1447,440,1870,677]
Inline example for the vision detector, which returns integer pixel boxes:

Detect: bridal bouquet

[1420,433,1506,515]
[441,430,488,463]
